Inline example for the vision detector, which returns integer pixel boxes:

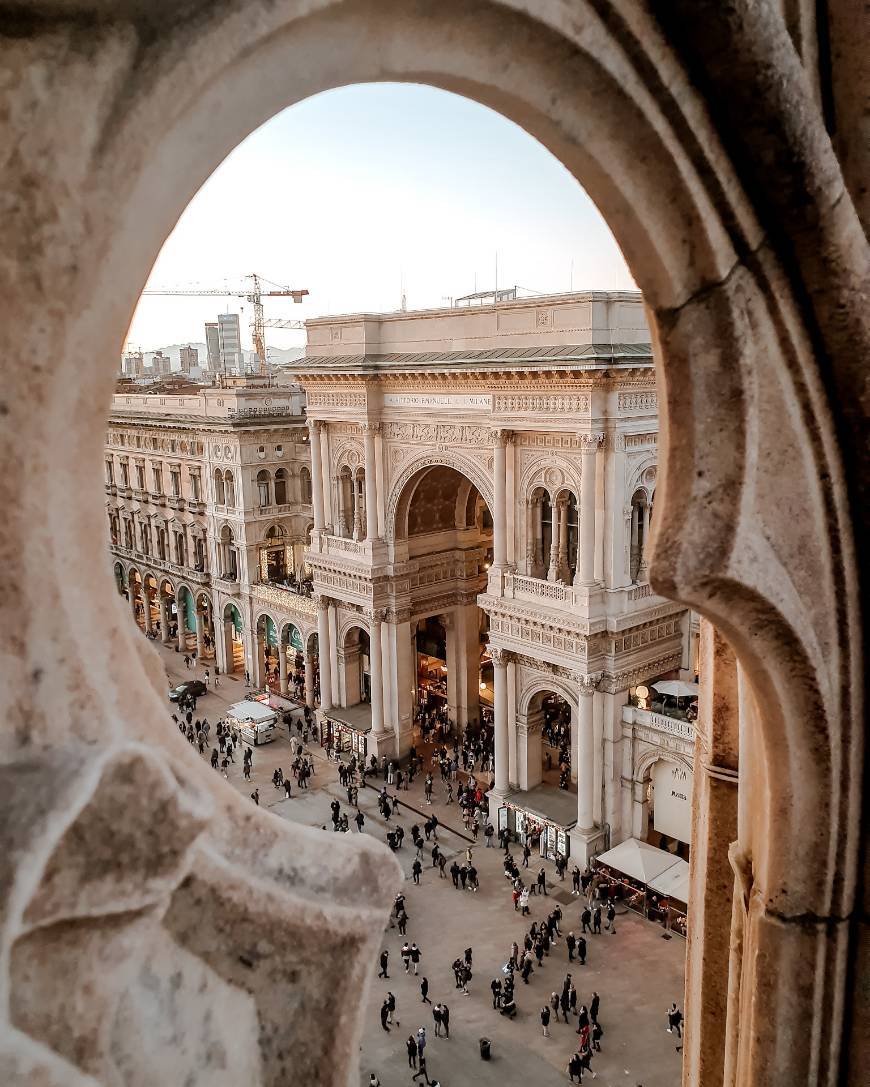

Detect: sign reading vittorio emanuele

[382,393,493,410]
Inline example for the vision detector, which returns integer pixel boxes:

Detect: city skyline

[127,82,635,353]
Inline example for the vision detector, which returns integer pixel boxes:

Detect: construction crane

[142,273,309,374]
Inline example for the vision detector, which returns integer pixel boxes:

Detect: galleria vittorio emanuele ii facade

[108,290,698,865]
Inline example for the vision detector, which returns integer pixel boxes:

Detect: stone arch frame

[222,599,243,630]
[518,674,579,719]
[387,452,495,543]
[627,455,658,504]
[332,438,364,476]
[635,745,695,783]
[519,456,582,507]
[3,5,863,1085]
[337,611,372,646]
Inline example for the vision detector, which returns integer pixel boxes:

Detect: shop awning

[595,838,680,883]
[647,857,691,904]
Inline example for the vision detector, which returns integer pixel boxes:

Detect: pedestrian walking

[606,902,616,933]
[406,1036,418,1069]
[593,906,602,934]
[410,942,421,975]
[590,991,600,1024]
[581,907,593,934]
[412,858,422,885]
[667,1002,684,1041]
[421,977,431,1004]
[432,1004,443,1037]
[380,1001,390,1032]
[541,1004,551,1037]
[378,949,389,978]
[567,931,576,961]
[441,1004,449,1038]
[577,935,587,966]
[250,788,259,805]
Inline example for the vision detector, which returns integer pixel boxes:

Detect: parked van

[227,699,278,746]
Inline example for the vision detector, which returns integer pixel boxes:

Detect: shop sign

[652,760,694,844]
[498,806,508,833]
[383,392,492,410]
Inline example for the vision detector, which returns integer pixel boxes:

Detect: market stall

[593,837,688,933]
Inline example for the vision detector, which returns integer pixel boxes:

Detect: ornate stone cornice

[578,671,603,696]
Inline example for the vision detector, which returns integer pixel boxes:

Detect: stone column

[195,609,205,658]
[223,619,235,671]
[492,429,511,567]
[491,647,509,794]
[304,651,316,708]
[557,498,569,579]
[142,589,153,634]
[308,419,325,533]
[159,595,172,644]
[176,600,187,651]
[278,640,288,696]
[639,501,652,574]
[576,434,602,585]
[683,619,739,1087]
[362,423,380,541]
[547,499,560,581]
[577,676,599,830]
[316,597,333,712]
[256,636,267,687]
[525,499,536,572]
[368,610,385,735]
[337,475,348,537]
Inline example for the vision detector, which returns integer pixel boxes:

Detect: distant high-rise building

[122,351,144,378]
[205,322,220,370]
[179,344,199,373]
[217,313,242,374]
[151,351,171,376]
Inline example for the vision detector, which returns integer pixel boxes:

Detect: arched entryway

[255,612,278,689]
[222,602,244,676]
[392,461,493,745]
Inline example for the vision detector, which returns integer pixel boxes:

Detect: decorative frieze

[307,391,368,409]
[493,392,589,414]
[383,422,492,445]
[618,391,657,412]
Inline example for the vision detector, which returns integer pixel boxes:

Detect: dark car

[169,679,207,702]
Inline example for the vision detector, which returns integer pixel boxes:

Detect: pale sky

[128,83,635,353]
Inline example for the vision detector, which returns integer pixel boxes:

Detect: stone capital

[488,645,512,667]
[491,428,514,447]
[578,671,603,696]
[360,421,382,436]
[315,595,332,612]
[366,606,386,625]
[578,432,605,453]
[308,418,326,435]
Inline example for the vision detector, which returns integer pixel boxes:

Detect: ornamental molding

[517,433,588,452]
[383,421,492,446]
[618,390,657,412]
[600,651,683,693]
[578,671,604,696]
[494,392,589,414]
[578,432,606,452]
[307,391,368,409]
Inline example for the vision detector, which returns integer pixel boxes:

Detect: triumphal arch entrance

[296,290,692,862]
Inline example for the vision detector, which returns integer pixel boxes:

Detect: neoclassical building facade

[105,383,318,688]
[295,291,694,861]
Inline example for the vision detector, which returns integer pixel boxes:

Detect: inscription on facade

[383,393,492,410]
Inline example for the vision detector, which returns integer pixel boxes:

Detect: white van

[227,700,278,746]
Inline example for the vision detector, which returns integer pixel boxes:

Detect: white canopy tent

[647,857,691,904]
[595,837,680,884]
[651,679,700,698]
[227,699,277,724]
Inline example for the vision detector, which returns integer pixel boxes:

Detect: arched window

[300,466,312,504]
[214,468,225,505]
[256,469,271,508]
[224,470,236,508]
[220,524,238,581]
[274,467,288,506]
